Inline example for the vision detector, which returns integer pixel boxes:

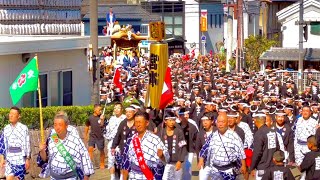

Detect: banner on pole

[145,43,168,109]
[201,9,208,32]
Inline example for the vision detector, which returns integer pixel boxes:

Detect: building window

[174,27,183,36]
[174,3,183,12]
[152,4,161,13]
[215,14,217,28]
[35,74,48,107]
[158,2,184,37]
[311,22,320,35]
[174,16,182,25]
[166,25,173,35]
[219,14,222,28]
[164,3,173,13]
[59,70,73,106]
[249,14,253,24]
[210,14,213,28]
[164,16,173,25]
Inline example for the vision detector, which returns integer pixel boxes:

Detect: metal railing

[275,70,320,89]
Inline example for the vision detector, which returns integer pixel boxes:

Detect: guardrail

[275,70,320,89]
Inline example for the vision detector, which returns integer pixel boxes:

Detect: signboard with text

[201,9,208,32]
[149,22,166,41]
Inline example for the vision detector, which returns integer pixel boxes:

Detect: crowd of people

[96,47,320,180]
[1,49,320,180]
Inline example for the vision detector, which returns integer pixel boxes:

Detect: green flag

[9,57,39,105]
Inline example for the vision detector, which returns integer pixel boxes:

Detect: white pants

[199,166,211,180]
[163,164,183,180]
[255,170,265,180]
[284,150,289,162]
[182,153,194,180]
[295,144,310,165]
[300,171,306,180]
[107,140,116,169]
[107,27,113,36]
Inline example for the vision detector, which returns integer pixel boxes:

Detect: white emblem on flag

[315,157,320,170]
[273,170,284,180]
[267,132,276,149]
[27,70,35,79]
[12,83,17,90]
[162,82,168,94]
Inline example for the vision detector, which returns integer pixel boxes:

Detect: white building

[243,1,260,39]
[185,0,200,52]
[260,0,320,72]
[0,35,110,108]
[277,0,320,48]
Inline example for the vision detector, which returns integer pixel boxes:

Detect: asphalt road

[32,154,302,180]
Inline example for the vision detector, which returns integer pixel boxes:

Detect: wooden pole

[35,55,45,144]
[90,0,99,104]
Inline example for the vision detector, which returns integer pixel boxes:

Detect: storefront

[167,38,185,55]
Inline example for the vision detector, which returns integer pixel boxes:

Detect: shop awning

[259,47,320,61]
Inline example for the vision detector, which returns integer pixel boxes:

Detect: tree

[244,35,278,71]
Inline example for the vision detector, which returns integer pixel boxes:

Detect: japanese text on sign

[149,53,159,87]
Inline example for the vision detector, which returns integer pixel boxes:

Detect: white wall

[282,9,320,48]
[0,54,25,107]
[184,0,200,52]
[0,49,91,108]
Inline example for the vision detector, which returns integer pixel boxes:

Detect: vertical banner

[145,42,168,109]
[201,9,208,32]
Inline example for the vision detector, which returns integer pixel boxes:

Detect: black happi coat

[111,119,136,153]
[284,115,297,129]
[300,150,320,180]
[157,127,187,163]
[261,165,295,180]
[271,124,295,162]
[195,127,217,154]
[250,125,280,171]
[234,126,245,145]
[177,122,198,153]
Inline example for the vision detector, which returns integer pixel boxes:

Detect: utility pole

[298,0,304,93]
[226,5,233,72]
[236,0,243,72]
[90,0,99,104]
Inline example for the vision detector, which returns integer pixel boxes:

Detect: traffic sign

[141,40,149,46]
[201,35,206,43]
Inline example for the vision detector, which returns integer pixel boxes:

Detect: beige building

[0,35,110,108]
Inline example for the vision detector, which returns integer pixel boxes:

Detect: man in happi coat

[37,114,94,179]
[196,115,217,180]
[104,102,126,180]
[250,112,280,180]
[198,114,247,180]
[176,108,198,180]
[50,110,81,138]
[122,111,169,180]
[270,110,295,165]
[294,105,318,180]
[111,105,137,179]
[0,107,31,180]
[157,111,187,180]
[299,135,320,180]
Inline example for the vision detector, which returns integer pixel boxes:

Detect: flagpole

[35,55,45,144]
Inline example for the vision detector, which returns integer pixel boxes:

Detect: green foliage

[229,57,236,70]
[244,35,278,71]
[215,52,227,71]
[0,103,130,130]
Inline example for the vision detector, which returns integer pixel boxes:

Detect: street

[32,155,302,180]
